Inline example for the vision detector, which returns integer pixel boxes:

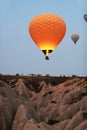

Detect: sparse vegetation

[0,74,86,92]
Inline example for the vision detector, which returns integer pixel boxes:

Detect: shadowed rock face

[0,77,87,130]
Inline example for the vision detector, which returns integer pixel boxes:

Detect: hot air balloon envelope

[83,14,87,22]
[29,13,66,59]
[71,34,79,44]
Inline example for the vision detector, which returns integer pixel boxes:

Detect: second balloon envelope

[83,14,87,22]
[71,34,79,44]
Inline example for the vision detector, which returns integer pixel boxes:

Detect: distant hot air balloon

[83,14,87,22]
[71,34,79,44]
[28,13,66,60]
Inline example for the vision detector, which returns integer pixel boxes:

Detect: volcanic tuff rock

[0,77,87,130]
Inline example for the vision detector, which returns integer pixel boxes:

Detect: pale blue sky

[0,0,87,76]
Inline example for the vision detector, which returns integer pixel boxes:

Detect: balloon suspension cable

[45,50,49,60]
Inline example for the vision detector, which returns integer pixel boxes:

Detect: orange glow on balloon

[29,13,66,60]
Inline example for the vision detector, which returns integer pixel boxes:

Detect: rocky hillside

[0,76,87,130]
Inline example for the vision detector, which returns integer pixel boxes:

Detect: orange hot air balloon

[29,13,66,60]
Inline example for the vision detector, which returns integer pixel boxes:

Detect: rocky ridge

[0,77,87,130]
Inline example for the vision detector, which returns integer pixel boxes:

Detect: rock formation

[0,77,87,130]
